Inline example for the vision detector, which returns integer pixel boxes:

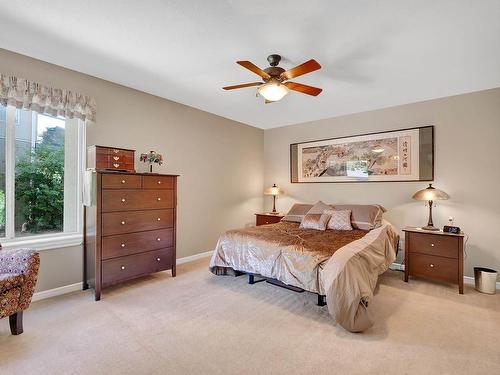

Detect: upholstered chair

[0,245,40,335]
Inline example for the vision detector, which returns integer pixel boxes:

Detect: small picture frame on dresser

[403,226,465,294]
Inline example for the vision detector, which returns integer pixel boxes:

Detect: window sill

[1,233,83,251]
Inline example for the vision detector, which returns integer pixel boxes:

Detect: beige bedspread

[209,220,399,332]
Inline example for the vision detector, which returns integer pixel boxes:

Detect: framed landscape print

[290,126,434,183]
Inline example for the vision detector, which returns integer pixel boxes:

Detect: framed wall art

[290,126,434,183]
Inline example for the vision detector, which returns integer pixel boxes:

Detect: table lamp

[412,183,449,231]
[264,184,284,214]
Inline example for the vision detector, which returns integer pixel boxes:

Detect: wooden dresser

[255,213,284,226]
[84,171,178,300]
[403,227,464,294]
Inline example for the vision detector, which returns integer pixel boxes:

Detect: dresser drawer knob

[113,156,120,161]
[430,243,435,247]
[121,198,126,203]
[121,266,126,270]
[113,163,120,168]
[113,149,120,153]
[430,264,434,268]
[121,221,126,225]
[157,181,162,184]
[121,180,126,184]
[157,197,161,201]
[157,238,161,241]
[157,217,161,221]
[120,243,125,248]
[156,257,161,262]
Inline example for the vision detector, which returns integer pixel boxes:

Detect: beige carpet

[1,257,499,375]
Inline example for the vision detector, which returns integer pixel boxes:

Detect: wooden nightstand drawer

[409,232,458,259]
[255,213,284,226]
[409,253,458,283]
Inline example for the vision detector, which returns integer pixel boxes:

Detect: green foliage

[15,127,65,233]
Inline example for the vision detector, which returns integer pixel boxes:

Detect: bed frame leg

[248,274,266,284]
[317,295,327,306]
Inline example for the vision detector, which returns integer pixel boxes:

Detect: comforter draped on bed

[209,220,399,332]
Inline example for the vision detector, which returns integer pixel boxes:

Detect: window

[0,104,85,248]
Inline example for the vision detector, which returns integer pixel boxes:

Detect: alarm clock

[443,225,461,234]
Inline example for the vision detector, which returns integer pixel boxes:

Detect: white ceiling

[1,0,499,129]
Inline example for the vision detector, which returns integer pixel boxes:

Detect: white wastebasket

[474,267,497,295]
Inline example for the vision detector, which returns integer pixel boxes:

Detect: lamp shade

[264,183,284,196]
[412,184,449,201]
[258,80,289,102]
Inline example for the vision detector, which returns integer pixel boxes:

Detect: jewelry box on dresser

[84,145,178,300]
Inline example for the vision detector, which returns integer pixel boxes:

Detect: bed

[209,205,399,332]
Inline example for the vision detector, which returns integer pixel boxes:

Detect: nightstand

[403,227,465,294]
[255,213,284,226]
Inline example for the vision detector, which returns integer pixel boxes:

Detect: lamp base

[421,225,440,231]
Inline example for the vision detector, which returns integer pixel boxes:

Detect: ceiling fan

[223,54,322,103]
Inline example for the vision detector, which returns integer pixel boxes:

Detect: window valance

[0,73,96,122]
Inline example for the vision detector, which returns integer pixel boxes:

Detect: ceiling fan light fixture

[257,80,289,102]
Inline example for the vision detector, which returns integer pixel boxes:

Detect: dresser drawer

[143,175,175,189]
[102,174,142,189]
[102,229,174,260]
[101,190,174,212]
[409,232,458,259]
[101,248,174,286]
[102,209,174,236]
[256,214,283,226]
[409,253,458,283]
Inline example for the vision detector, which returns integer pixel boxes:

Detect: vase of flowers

[140,151,163,173]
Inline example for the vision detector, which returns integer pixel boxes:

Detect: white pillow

[324,209,353,230]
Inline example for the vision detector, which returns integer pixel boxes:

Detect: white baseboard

[390,262,500,290]
[32,282,83,302]
[32,250,215,302]
[177,250,214,265]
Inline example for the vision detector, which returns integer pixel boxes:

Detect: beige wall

[0,49,264,292]
[264,88,500,277]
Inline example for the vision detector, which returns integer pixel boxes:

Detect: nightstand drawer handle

[430,264,434,268]
[121,180,126,184]
[430,243,435,247]
[121,266,126,270]
[121,221,126,225]
[157,197,161,201]
[156,257,161,262]
[121,198,126,202]
[121,243,125,248]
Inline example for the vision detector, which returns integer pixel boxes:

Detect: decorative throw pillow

[324,209,353,230]
[281,203,313,223]
[306,200,332,215]
[330,204,386,230]
[299,212,332,231]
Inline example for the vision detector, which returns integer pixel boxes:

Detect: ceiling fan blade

[285,82,323,96]
[237,61,271,79]
[223,82,263,90]
[280,59,321,80]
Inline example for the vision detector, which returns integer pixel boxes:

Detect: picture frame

[290,125,434,183]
